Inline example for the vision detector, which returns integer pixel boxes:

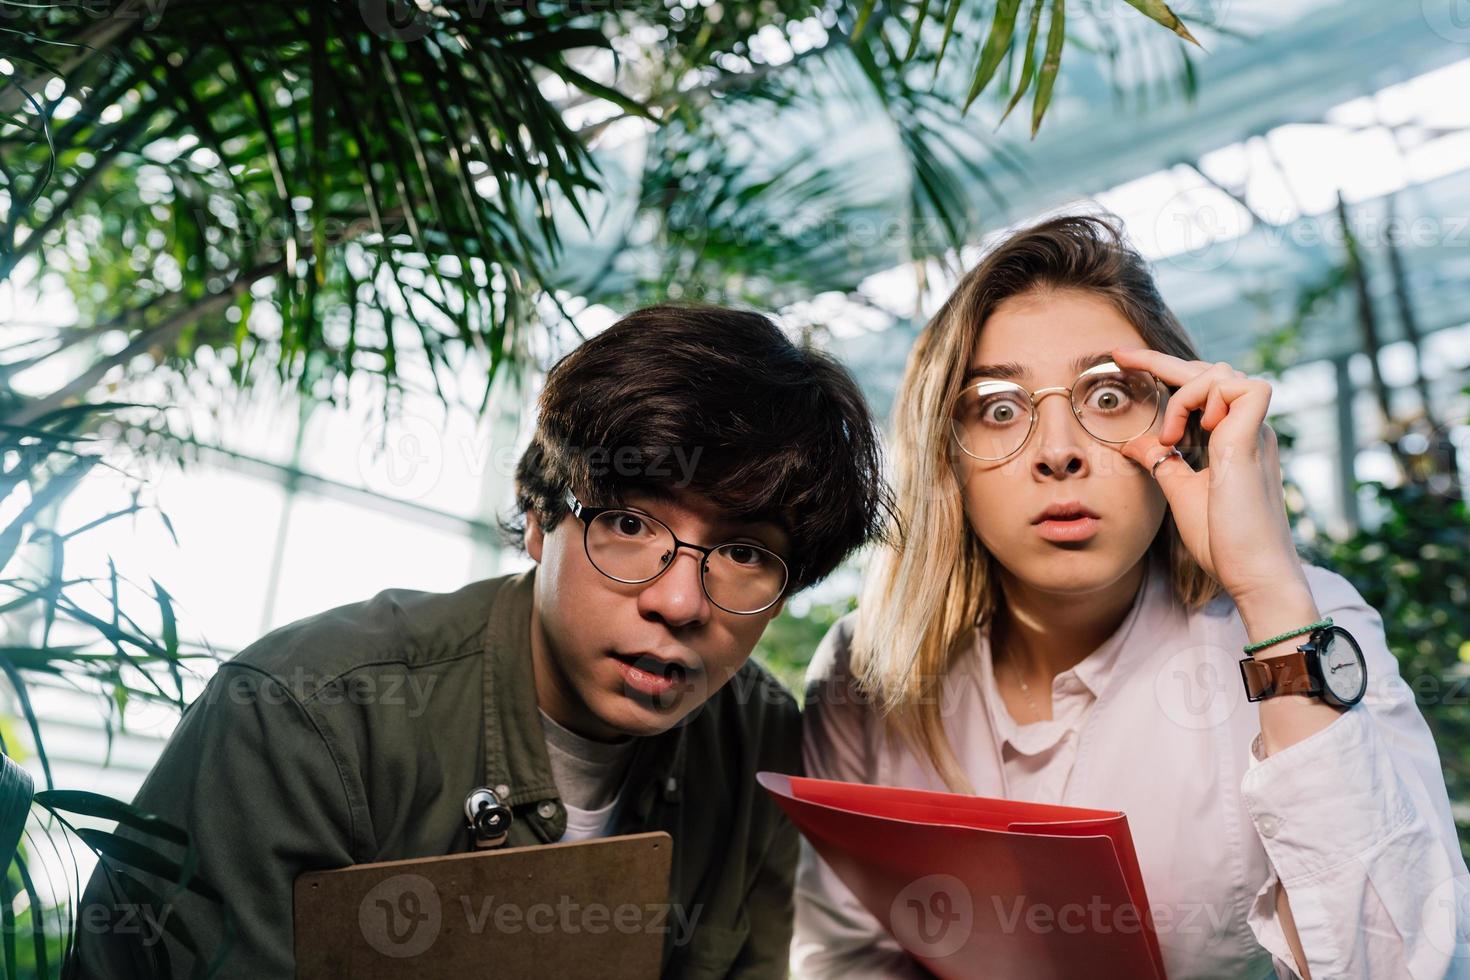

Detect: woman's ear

[525,511,545,563]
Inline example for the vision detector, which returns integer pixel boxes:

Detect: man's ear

[525,512,545,563]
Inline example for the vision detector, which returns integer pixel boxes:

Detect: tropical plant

[1,0,1209,973]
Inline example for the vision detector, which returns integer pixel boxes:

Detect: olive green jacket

[73,569,802,978]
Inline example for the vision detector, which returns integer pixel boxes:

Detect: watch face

[1315,627,1367,705]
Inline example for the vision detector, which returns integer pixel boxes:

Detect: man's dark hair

[508,304,892,591]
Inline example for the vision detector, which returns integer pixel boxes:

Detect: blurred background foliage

[1302,480,1470,860]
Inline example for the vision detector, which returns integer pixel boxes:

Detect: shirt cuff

[1240,706,1415,884]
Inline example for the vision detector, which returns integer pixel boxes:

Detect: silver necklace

[1005,647,1043,721]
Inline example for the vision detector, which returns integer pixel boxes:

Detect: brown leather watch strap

[1238,651,1320,702]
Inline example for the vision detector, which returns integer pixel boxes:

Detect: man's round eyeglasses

[564,492,790,615]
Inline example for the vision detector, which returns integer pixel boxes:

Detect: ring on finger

[1151,447,1184,478]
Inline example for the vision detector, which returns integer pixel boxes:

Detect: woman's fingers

[1202,383,1229,431]
[1109,346,1209,386]
[1158,362,1237,443]
[1113,347,1271,446]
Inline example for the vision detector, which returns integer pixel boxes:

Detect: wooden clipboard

[293,832,672,979]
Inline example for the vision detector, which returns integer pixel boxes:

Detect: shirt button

[494,784,510,798]
[1257,814,1280,838]
[537,800,557,820]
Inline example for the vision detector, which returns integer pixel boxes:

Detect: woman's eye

[1086,384,1132,412]
[980,396,1027,425]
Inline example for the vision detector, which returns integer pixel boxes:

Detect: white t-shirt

[537,708,636,843]
[560,793,623,842]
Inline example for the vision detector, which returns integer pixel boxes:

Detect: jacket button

[494,784,510,798]
[537,800,557,819]
[1257,814,1280,839]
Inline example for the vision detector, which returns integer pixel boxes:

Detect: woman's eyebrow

[962,351,1119,384]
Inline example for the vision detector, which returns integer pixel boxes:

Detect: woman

[795,215,1468,979]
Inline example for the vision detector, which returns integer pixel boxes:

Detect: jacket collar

[481,567,561,808]
[479,567,686,822]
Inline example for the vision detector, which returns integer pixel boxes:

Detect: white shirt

[560,793,622,842]
[982,597,1131,803]
[794,552,1470,979]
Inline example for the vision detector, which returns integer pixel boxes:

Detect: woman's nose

[1030,392,1089,478]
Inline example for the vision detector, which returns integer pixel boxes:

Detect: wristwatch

[1238,624,1367,708]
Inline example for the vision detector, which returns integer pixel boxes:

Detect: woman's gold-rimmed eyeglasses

[949,360,1165,462]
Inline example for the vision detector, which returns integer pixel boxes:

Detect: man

[74,305,890,978]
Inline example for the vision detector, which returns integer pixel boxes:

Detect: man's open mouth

[611,653,691,683]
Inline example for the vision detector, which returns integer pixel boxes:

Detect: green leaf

[11,854,48,978]
[34,790,188,847]
[851,0,880,39]
[151,578,179,661]
[933,0,965,77]
[0,755,33,871]
[75,828,220,902]
[1032,0,1066,136]
[903,0,933,61]
[0,663,52,793]
[997,0,1044,126]
[1122,0,1200,45]
[964,0,1023,111]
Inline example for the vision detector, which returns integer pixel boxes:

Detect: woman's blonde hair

[852,213,1225,793]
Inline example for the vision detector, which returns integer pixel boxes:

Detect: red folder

[759,772,1166,980]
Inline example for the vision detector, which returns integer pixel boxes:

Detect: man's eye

[617,515,645,535]
[602,513,649,537]
[718,544,768,567]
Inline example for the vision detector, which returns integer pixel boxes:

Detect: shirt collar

[972,549,1169,753]
[479,566,686,819]
[1069,549,1163,698]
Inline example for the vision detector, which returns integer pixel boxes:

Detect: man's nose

[636,547,712,629]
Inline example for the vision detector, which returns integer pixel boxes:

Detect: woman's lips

[1034,515,1100,543]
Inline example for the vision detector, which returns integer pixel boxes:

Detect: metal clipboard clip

[464,786,513,850]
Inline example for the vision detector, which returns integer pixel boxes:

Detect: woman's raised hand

[1108,346,1309,604]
